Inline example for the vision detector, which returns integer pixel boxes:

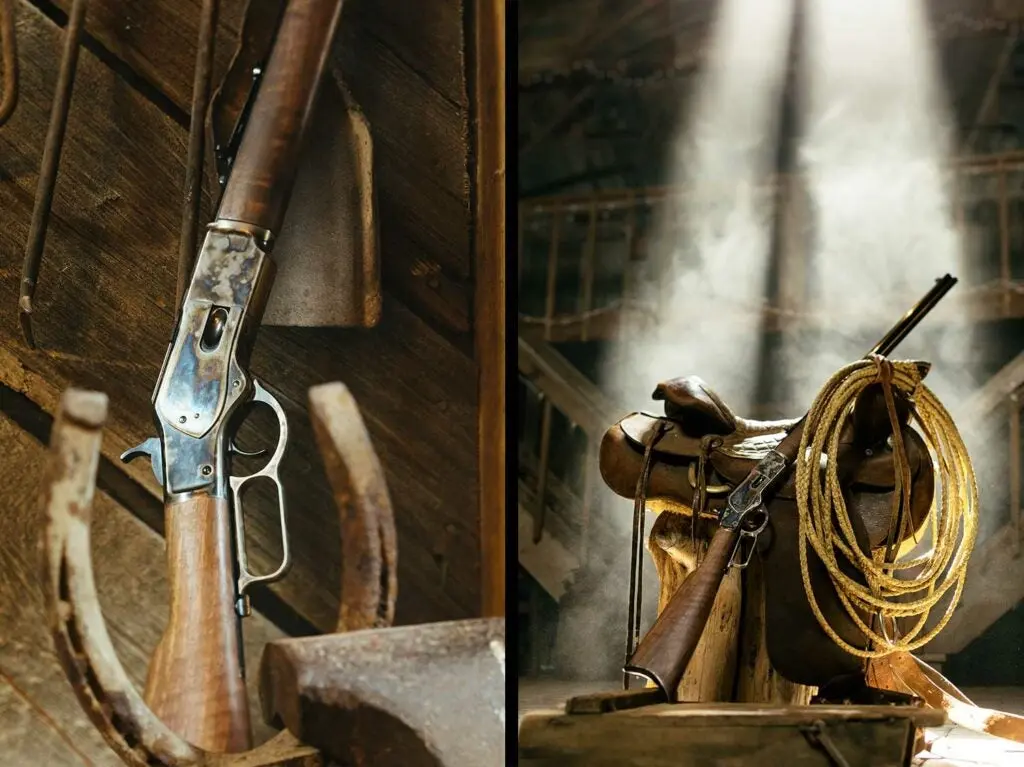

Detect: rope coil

[795,357,979,658]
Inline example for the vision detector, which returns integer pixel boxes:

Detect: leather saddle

[600,371,935,688]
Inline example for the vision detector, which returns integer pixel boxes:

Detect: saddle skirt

[600,372,936,687]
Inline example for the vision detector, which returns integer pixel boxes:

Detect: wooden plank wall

[0,0,502,757]
[0,0,483,645]
[0,11,504,761]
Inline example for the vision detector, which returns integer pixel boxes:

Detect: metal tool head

[260,76,380,328]
[259,618,506,767]
[18,295,35,349]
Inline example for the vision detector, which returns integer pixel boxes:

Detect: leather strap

[868,651,1024,744]
[625,421,668,688]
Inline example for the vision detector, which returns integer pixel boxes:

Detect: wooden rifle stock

[145,496,250,751]
[217,0,344,235]
[624,274,957,702]
[623,525,738,698]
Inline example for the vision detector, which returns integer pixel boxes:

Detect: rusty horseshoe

[42,383,400,765]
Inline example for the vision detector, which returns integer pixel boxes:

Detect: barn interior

[519,0,1024,763]
[0,0,504,764]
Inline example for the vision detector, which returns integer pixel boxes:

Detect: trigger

[121,436,164,486]
[230,439,266,459]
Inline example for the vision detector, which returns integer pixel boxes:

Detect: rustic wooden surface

[0,410,283,766]
[518,703,944,767]
[0,0,481,637]
[517,679,1024,767]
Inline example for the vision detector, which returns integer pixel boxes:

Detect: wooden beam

[517,501,579,602]
[520,149,1024,209]
[959,351,1024,422]
[925,521,1024,654]
[964,31,1019,152]
[0,0,479,631]
[473,0,505,618]
[517,334,622,439]
[518,287,1024,343]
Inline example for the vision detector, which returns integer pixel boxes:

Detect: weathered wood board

[518,703,946,767]
[0,0,480,634]
[0,410,284,765]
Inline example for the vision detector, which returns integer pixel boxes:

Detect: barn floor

[518,678,1024,766]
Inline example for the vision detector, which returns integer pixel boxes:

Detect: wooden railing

[519,149,1024,342]
[517,374,597,562]
[926,352,1024,653]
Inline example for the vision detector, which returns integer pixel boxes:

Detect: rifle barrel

[870,273,956,357]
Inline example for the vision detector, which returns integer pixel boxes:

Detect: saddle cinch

[600,369,935,689]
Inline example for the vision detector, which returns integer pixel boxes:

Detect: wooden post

[1012,392,1021,557]
[999,168,1011,316]
[953,170,964,234]
[473,0,505,618]
[775,172,806,327]
[544,208,562,341]
[648,511,815,704]
[580,199,597,341]
[735,557,814,705]
[648,512,741,702]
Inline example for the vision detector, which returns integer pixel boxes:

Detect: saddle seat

[654,376,797,438]
[608,375,929,529]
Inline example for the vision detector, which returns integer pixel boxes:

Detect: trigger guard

[228,378,291,603]
[228,378,288,487]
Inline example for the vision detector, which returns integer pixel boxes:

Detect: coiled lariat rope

[795,356,979,658]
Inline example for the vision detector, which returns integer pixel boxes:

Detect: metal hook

[19,0,87,348]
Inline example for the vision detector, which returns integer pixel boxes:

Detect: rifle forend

[217,0,345,237]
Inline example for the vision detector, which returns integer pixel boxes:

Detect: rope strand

[794,358,979,658]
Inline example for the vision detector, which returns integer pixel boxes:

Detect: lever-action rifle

[624,274,958,702]
[121,0,344,752]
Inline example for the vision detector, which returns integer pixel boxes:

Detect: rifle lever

[228,377,291,616]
